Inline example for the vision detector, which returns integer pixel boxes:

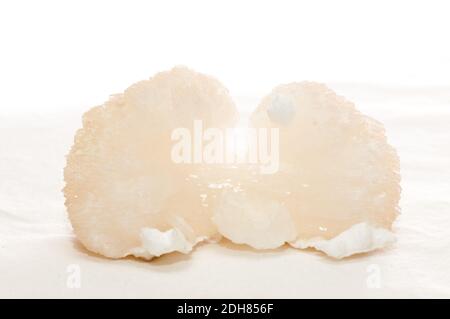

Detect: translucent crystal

[212,82,401,258]
[65,70,400,260]
[64,66,237,259]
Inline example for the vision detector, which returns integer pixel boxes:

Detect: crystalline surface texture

[65,72,400,260]
[64,67,237,259]
[212,82,401,256]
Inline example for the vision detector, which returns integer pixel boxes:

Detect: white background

[1,0,449,112]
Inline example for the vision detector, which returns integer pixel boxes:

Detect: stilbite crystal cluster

[64,67,238,259]
[64,67,401,260]
[213,82,401,258]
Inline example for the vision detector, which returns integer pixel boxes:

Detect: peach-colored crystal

[212,82,401,258]
[65,69,400,260]
[64,67,237,259]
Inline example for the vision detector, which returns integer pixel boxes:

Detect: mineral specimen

[64,66,237,259]
[212,82,401,258]
[65,69,400,260]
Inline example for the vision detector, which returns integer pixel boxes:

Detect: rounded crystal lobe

[64,66,238,259]
[213,82,401,256]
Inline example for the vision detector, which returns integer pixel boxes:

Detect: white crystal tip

[290,223,396,259]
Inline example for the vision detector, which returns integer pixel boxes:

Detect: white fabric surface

[1,85,449,298]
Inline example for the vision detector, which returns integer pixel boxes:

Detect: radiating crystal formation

[64,70,400,260]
